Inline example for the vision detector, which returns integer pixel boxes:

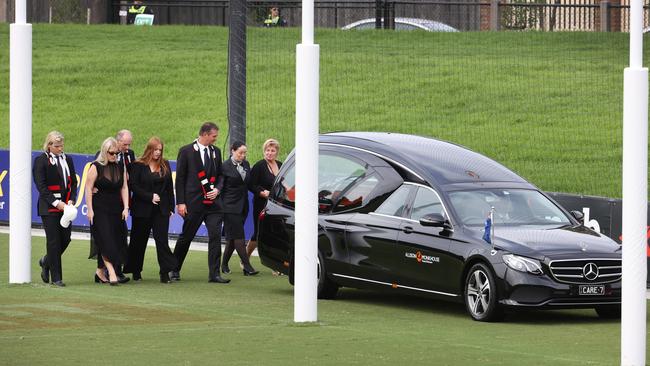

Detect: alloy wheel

[466,268,491,318]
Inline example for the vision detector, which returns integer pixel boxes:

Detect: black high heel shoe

[243,268,259,276]
[94,273,108,284]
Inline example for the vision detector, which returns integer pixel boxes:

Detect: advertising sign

[549,192,650,286]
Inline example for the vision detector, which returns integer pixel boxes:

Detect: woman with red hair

[124,136,177,283]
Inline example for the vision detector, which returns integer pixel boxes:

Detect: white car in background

[342,17,458,32]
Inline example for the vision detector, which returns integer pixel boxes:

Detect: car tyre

[317,251,339,299]
[464,263,503,322]
[595,305,621,319]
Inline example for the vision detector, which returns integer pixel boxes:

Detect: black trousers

[173,209,223,279]
[41,214,71,283]
[124,213,177,275]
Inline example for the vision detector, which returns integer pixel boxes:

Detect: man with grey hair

[115,130,136,174]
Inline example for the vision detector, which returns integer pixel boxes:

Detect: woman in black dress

[123,137,177,283]
[220,141,258,276]
[85,137,129,285]
[246,138,282,258]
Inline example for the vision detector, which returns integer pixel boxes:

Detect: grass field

[0,24,647,199]
[0,233,646,365]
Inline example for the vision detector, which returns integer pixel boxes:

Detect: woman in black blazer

[33,131,78,287]
[220,141,258,276]
[123,137,177,283]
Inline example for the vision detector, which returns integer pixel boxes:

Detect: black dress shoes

[169,271,180,281]
[222,265,231,274]
[243,269,260,276]
[132,272,142,281]
[209,276,231,284]
[117,273,130,284]
[39,257,49,283]
[160,272,172,283]
[52,280,66,287]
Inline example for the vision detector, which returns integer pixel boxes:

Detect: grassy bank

[0,24,645,198]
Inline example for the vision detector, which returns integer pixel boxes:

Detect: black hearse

[257,132,622,321]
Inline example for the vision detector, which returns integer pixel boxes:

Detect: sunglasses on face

[108,151,118,156]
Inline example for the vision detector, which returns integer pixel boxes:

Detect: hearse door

[342,184,416,286]
[394,186,459,297]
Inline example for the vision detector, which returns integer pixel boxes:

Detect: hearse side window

[318,154,369,213]
[374,184,413,218]
[272,154,372,211]
[333,175,380,212]
[410,187,444,221]
[272,163,296,208]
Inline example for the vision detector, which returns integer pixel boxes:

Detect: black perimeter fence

[6,0,650,31]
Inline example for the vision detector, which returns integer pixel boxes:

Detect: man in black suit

[116,129,136,174]
[33,131,78,287]
[171,122,229,283]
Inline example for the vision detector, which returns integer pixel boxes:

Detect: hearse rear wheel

[595,305,621,319]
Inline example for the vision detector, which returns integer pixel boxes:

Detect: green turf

[0,233,645,365]
[0,24,646,200]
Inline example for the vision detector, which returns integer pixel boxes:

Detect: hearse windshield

[448,189,571,227]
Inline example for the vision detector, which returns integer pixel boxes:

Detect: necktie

[203,148,211,174]
[56,155,65,188]
[236,163,246,181]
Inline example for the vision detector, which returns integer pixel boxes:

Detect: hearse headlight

[503,254,543,275]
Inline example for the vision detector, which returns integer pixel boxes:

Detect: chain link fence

[10,0,650,30]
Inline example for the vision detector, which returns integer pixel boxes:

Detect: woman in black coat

[220,141,258,276]
[33,131,78,287]
[123,137,177,283]
[246,138,282,258]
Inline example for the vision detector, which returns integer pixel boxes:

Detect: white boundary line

[0,226,258,256]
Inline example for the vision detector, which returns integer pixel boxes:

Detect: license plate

[579,285,605,295]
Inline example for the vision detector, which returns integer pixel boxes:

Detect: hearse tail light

[259,210,266,221]
[503,254,543,275]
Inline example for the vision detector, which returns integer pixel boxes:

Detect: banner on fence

[549,192,650,286]
[0,149,255,239]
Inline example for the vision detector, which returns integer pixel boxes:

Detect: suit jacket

[118,149,136,174]
[129,161,175,218]
[175,141,223,213]
[33,152,78,216]
[220,158,251,215]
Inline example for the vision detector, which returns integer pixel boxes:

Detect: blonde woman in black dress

[246,139,282,259]
[85,137,129,285]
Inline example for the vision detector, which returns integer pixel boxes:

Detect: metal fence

[3,0,648,31]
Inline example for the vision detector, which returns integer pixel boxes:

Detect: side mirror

[420,213,452,231]
[570,210,584,223]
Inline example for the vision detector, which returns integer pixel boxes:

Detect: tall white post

[294,0,319,322]
[9,0,33,284]
[621,0,648,363]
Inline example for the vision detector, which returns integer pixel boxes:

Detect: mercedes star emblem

[582,262,599,281]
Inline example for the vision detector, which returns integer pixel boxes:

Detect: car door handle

[402,226,413,234]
